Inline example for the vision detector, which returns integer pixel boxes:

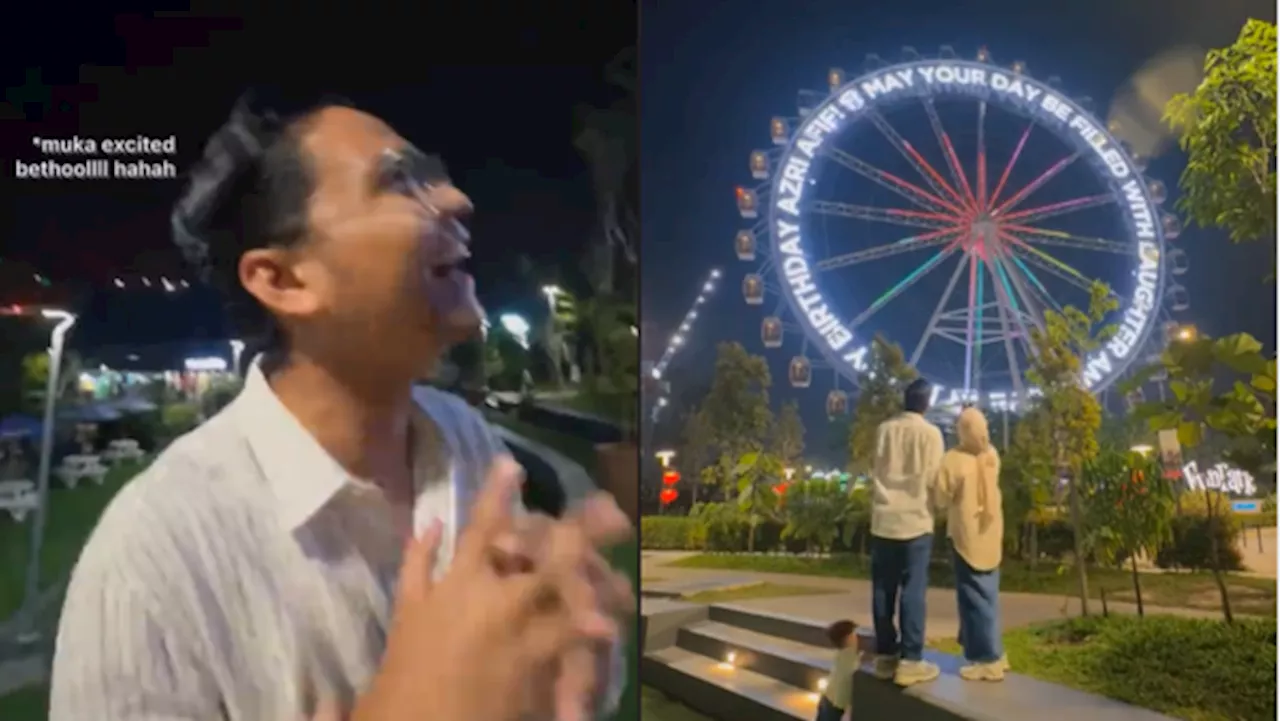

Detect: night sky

[0,4,634,358]
[641,0,1278,461]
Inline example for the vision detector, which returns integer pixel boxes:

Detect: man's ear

[238,247,320,321]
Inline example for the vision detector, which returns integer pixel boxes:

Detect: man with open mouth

[48,92,632,721]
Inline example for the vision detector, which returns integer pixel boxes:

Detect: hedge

[642,508,1246,571]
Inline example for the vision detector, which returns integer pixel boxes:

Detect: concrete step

[676,620,832,693]
[708,603,836,648]
[641,645,819,721]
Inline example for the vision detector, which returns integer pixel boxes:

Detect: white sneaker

[871,655,899,680]
[893,659,940,686]
[959,659,1006,682]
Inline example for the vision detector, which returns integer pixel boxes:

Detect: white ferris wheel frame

[758,57,1171,412]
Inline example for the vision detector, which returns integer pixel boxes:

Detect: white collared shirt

[870,411,945,540]
[48,365,511,720]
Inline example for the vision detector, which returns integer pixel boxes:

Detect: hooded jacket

[935,407,1003,571]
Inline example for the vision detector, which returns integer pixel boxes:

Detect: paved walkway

[643,552,1226,641]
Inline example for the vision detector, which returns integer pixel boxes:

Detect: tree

[843,485,873,556]
[847,336,918,475]
[1022,280,1118,616]
[701,342,773,495]
[1002,414,1056,567]
[1127,331,1278,622]
[677,407,716,505]
[1082,450,1175,617]
[21,350,82,411]
[1165,20,1277,256]
[446,334,488,396]
[732,450,784,552]
[485,326,526,392]
[780,479,847,553]
[771,399,806,467]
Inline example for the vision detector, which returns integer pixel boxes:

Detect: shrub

[640,516,703,550]
[160,402,200,439]
[1041,615,1276,721]
[1155,514,1245,571]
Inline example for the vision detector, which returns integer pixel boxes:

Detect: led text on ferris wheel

[773,61,1163,409]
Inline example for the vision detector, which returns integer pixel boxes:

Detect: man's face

[246,106,483,377]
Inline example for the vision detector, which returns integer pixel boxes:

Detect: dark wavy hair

[171,89,349,368]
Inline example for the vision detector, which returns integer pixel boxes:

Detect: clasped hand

[348,456,633,721]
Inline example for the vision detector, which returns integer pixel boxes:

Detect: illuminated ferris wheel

[734,45,1191,417]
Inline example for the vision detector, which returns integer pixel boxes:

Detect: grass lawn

[683,582,843,604]
[669,553,1277,616]
[0,685,45,721]
[931,615,1276,721]
[0,459,147,620]
[641,686,714,721]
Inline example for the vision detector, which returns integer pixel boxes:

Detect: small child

[818,620,861,721]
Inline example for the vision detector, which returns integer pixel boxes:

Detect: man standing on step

[868,378,944,686]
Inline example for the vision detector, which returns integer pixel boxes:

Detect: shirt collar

[233,362,355,531]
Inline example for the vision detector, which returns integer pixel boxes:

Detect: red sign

[659,488,679,505]
[662,470,681,486]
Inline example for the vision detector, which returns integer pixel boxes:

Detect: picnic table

[103,438,144,464]
[55,454,109,489]
[0,479,37,522]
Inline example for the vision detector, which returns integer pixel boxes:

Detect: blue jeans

[870,533,932,661]
[953,548,1004,663]
[814,696,844,721]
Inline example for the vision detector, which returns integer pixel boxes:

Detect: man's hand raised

[352,458,618,721]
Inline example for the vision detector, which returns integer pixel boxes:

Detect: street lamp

[18,308,76,641]
[541,285,562,313]
[499,313,531,350]
[229,338,245,376]
[1176,325,1197,342]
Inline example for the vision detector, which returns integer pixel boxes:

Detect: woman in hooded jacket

[934,406,1011,681]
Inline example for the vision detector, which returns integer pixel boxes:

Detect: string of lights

[649,266,722,416]
[0,258,195,295]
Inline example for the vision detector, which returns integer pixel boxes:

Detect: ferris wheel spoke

[1008,253,1065,314]
[909,252,970,368]
[985,259,1028,396]
[1000,193,1116,224]
[867,110,967,206]
[988,122,1034,211]
[815,226,963,271]
[922,99,979,210]
[988,253,1039,356]
[849,245,959,329]
[823,147,966,215]
[1003,224,1134,254]
[1004,238,1095,295]
[810,201,956,230]
[976,102,989,209]
[991,151,1082,216]
[991,248,1049,333]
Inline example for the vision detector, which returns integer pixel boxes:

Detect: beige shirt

[870,412,944,540]
[935,407,1004,571]
[49,364,622,720]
